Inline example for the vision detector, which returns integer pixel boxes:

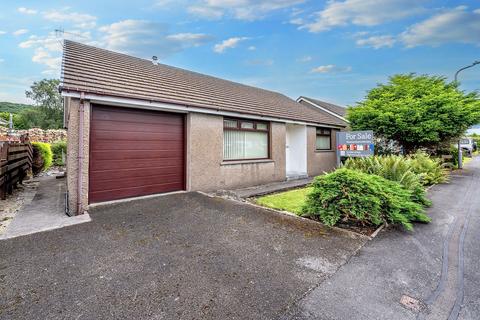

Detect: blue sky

[0,0,479,106]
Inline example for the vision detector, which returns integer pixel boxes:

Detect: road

[282,156,480,320]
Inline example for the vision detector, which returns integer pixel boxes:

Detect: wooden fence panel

[0,135,32,200]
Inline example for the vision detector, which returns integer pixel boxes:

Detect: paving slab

[0,176,90,240]
[220,178,313,199]
[0,192,367,320]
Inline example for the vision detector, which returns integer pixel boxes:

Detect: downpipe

[65,191,72,217]
[77,92,85,214]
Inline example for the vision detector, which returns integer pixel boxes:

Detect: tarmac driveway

[0,192,367,320]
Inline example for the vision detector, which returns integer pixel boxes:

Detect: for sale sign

[336,130,374,158]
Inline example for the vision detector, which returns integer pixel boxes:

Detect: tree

[25,79,63,129]
[347,74,480,154]
[0,112,28,129]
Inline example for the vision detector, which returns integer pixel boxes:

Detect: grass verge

[255,187,312,215]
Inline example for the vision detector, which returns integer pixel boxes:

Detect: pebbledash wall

[65,98,90,213]
[306,126,339,177]
[187,112,286,191]
[66,97,340,212]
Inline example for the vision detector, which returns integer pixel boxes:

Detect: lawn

[255,187,312,215]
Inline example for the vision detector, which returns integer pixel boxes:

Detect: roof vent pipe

[152,56,158,65]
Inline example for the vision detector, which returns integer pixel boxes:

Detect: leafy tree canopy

[25,79,63,129]
[347,74,480,153]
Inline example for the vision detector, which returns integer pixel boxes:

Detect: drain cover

[400,295,422,312]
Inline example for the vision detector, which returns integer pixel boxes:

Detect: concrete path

[282,156,480,320]
[221,177,313,199]
[0,192,367,320]
[0,176,90,240]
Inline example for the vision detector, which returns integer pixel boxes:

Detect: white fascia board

[297,97,350,123]
[61,91,344,129]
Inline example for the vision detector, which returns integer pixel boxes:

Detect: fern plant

[343,155,431,206]
[408,151,449,185]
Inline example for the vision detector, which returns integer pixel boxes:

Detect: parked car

[458,138,475,157]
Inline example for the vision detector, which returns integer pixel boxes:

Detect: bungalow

[61,41,347,214]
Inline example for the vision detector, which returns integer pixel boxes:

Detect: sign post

[336,130,374,166]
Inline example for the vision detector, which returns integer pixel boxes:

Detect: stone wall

[0,127,67,143]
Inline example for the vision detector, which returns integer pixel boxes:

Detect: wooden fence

[0,135,33,200]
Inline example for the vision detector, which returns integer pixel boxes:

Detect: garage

[89,105,185,203]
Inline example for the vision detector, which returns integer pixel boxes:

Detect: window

[223,118,269,160]
[316,128,331,151]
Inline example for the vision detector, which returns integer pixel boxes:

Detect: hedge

[32,142,52,173]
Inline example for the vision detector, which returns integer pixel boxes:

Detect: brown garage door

[89,105,185,203]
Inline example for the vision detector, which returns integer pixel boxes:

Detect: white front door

[286,124,307,179]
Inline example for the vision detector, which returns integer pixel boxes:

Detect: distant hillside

[0,102,33,113]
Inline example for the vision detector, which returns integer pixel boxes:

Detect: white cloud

[297,55,312,62]
[214,37,249,53]
[19,35,62,52]
[98,20,212,57]
[32,47,62,72]
[245,59,274,66]
[13,29,29,36]
[356,35,396,49]
[19,31,91,52]
[0,58,4,63]
[248,45,256,50]
[18,7,37,15]
[311,64,352,73]
[19,31,92,74]
[289,17,304,25]
[165,32,212,45]
[298,0,425,32]
[188,6,224,19]
[0,31,6,35]
[189,0,305,20]
[401,6,480,47]
[154,0,176,5]
[43,9,97,29]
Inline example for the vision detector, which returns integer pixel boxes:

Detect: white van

[459,138,475,157]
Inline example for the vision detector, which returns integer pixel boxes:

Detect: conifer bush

[302,169,431,231]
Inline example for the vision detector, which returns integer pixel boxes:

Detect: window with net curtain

[316,128,331,150]
[223,119,269,160]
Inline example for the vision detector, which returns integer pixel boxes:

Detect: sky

[0,0,479,106]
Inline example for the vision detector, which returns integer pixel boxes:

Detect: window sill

[221,159,274,166]
[315,150,335,153]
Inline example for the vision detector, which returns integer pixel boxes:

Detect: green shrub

[51,140,67,166]
[409,151,448,185]
[32,142,53,172]
[0,112,28,129]
[343,155,430,206]
[302,169,431,231]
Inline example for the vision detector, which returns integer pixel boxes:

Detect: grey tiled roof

[61,41,346,127]
[299,96,347,117]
